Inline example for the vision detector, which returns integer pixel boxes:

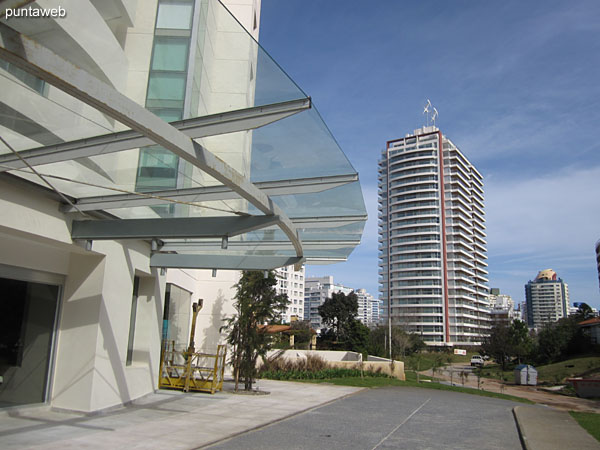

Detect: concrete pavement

[0,379,598,449]
[0,380,362,449]
[513,405,600,450]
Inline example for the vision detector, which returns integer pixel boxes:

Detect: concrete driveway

[208,386,523,450]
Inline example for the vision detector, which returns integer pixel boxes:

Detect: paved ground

[0,380,361,449]
[209,386,523,450]
[0,379,598,449]
[514,405,600,450]
[425,363,600,413]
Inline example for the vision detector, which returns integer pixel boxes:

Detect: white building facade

[304,276,354,331]
[0,0,366,413]
[378,126,490,346]
[525,269,569,329]
[355,288,380,327]
[275,265,305,323]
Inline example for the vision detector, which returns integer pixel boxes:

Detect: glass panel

[0,277,59,407]
[162,284,192,348]
[136,147,179,191]
[147,73,187,102]
[151,38,189,71]
[156,0,194,30]
[0,0,367,266]
[0,60,45,94]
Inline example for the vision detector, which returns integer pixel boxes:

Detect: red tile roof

[578,317,600,326]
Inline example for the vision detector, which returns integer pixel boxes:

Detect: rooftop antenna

[423,99,432,126]
[431,107,438,127]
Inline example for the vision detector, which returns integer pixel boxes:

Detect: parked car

[470,355,484,367]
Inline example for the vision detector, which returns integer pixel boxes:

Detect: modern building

[488,288,516,326]
[525,269,569,329]
[518,301,528,323]
[274,265,305,323]
[0,0,366,412]
[304,276,354,331]
[378,125,490,346]
[355,288,380,327]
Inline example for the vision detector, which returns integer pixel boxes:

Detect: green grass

[480,356,600,384]
[402,351,477,372]
[298,375,533,404]
[536,356,600,384]
[570,412,600,442]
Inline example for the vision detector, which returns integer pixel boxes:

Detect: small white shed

[514,364,537,385]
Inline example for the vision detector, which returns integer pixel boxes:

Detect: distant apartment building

[304,276,353,330]
[518,301,528,323]
[378,126,490,346]
[355,288,380,327]
[488,288,516,326]
[525,269,569,328]
[275,265,305,323]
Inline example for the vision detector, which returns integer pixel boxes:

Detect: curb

[512,406,530,450]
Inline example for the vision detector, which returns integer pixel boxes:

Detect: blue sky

[258,0,600,309]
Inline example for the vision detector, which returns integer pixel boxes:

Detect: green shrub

[260,367,391,380]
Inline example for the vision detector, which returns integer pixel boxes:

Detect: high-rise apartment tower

[378,126,490,346]
[525,269,569,329]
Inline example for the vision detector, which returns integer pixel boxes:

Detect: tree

[481,323,512,370]
[509,320,533,365]
[345,319,370,355]
[222,270,289,391]
[573,303,595,321]
[534,316,593,364]
[367,325,425,359]
[318,291,359,341]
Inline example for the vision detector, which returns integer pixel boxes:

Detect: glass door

[0,277,60,407]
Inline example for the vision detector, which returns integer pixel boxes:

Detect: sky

[258,0,600,310]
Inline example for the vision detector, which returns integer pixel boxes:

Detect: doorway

[0,277,60,407]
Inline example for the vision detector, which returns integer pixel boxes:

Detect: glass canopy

[0,0,366,268]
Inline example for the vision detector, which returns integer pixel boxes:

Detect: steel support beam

[0,23,303,259]
[0,98,311,172]
[159,239,361,252]
[71,215,280,240]
[150,253,303,270]
[59,174,358,213]
[292,215,368,228]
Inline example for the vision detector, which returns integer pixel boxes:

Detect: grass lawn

[536,356,600,384]
[402,351,477,372]
[570,412,600,442]
[299,374,533,404]
[480,355,600,384]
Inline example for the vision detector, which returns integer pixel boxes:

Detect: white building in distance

[356,288,380,327]
[525,269,569,329]
[304,276,354,330]
[378,126,490,346]
[275,265,305,323]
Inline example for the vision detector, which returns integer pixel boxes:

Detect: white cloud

[486,165,600,307]
[486,165,600,258]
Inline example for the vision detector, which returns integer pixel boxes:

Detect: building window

[156,0,194,30]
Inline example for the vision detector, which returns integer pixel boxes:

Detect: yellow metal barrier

[159,344,227,394]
